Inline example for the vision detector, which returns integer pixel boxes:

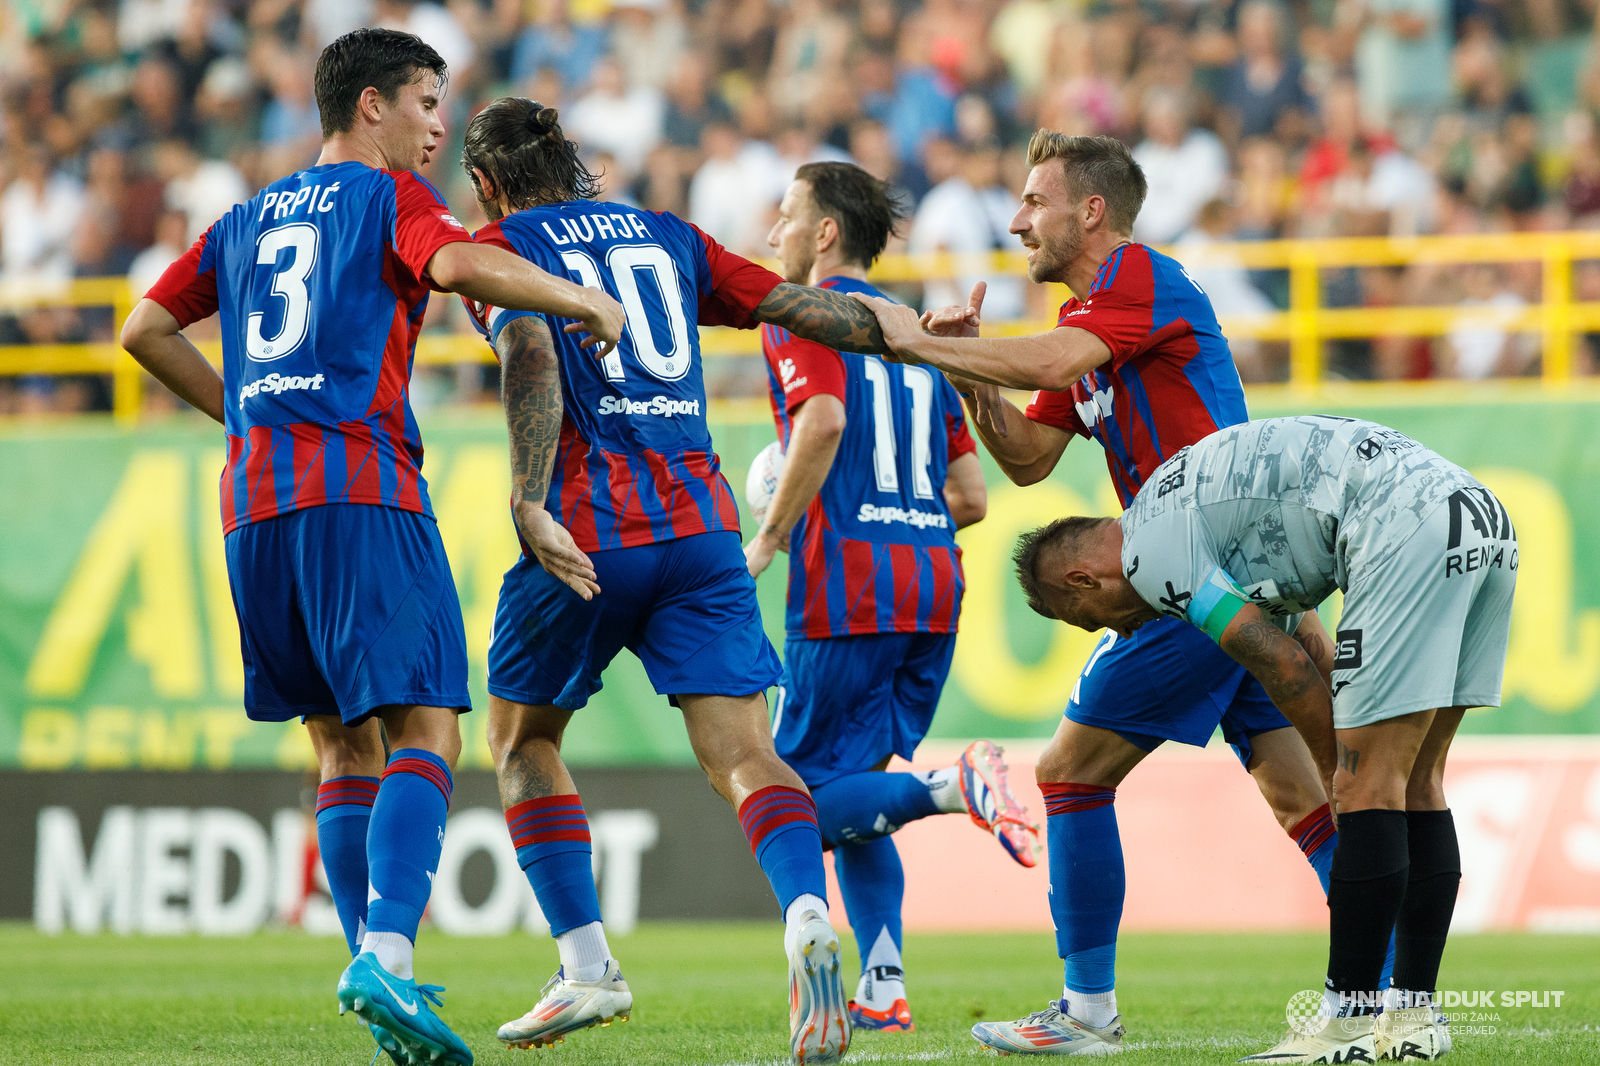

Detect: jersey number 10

[560,246,692,383]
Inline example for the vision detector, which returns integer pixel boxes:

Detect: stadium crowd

[3,0,1600,414]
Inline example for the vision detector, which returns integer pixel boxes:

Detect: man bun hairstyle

[1012,515,1113,618]
[315,28,447,139]
[1025,130,1147,235]
[794,161,909,269]
[462,97,600,209]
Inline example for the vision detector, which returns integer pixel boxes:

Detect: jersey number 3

[247,224,319,362]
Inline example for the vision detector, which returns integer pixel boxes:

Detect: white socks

[1063,988,1118,1029]
[918,766,967,813]
[856,926,907,1007]
[362,930,414,980]
[783,893,829,956]
[557,921,612,983]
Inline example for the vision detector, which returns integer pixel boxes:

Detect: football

[745,440,786,528]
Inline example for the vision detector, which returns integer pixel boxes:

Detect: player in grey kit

[1012,415,1516,1064]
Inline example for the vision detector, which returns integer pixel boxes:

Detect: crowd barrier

[2,233,1597,425]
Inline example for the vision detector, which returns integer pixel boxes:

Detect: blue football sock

[1040,783,1123,995]
[1294,803,1396,989]
[834,836,904,975]
[366,748,452,941]
[738,785,827,913]
[811,772,942,848]
[315,775,379,955]
[506,794,603,936]
[1293,804,1338,894]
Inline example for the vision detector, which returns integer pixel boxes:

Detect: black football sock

[1391,809,1461,1000]
[1326,808,1409,1016]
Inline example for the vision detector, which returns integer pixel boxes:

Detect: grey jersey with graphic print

[1119,415,1482,634]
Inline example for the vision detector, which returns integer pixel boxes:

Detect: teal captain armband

[1186,567,1252,643]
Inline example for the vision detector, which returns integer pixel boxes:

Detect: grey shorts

[1331,484,1517,729]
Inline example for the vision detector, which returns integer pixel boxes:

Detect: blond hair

[1025,130,1147,235]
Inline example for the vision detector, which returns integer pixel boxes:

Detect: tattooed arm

[499,315,601,600]
[1292,610,1337,693]
[752,282,890,354]
[1219,602,1337,798]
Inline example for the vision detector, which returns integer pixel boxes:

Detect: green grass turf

[1,923,1596,1065]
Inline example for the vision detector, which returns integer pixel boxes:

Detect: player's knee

[1252,766,1326,831]
[1404,766,1448,810]
[306,719,384,778]
[1034,743,1073,784]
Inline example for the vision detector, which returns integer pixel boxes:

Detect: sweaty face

[767,181,820,285]
[376,72,446,173]
[1010,164,1085,285]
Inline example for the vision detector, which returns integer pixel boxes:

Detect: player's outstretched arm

[498,314,601,600]
[120,299,225,424]
[431,242,626,355]
[854,291,1111,392]
[753,282,890,354]
[1218,603,1337,801]
[921,281,1074,484]
[745,394,846,579]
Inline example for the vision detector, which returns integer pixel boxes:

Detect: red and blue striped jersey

[762,277,976,640]
[1024,242,1249,508]
[145,162,471,533]
[469,202,783,553]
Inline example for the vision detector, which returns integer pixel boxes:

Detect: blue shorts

[1067,614,1290,767]
[774,631,957,788]
[225,504,470,725]
[488,530,781,709]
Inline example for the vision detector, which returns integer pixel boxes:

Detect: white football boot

[1375,1006,1443,1061]
[1237,1014,1378,1063]
[788,910,850,1064]
[497,960,632,1050]
[971,1001,1125,1055]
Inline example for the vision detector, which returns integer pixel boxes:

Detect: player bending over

[120,31,624,1066]
[754,161,1039,1032]
[458,99,901,1064]
[852,132,1376,1055]
[1017,415,1511,1064]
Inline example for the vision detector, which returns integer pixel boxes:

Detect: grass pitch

[1,923,1595,1065]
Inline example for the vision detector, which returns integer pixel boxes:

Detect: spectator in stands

[610,0,688,93]
[566,55,664,180]
[688,121,779,255]
[1444,263,1537,378]
[1177,199,1280,381]
[1220,1,1314,145]
[510,0,608,91]
[127,55,197,147]
[129,209,189,301]
[888,12,958,162]
[663,51,733,153]
[1,145,85,284]
[374,0,474,75]
[909,138,1025,321]
[155,140,247,243]
[1353,0,1453,132]
[1132,86,1228,244]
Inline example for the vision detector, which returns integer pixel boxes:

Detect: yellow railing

[3,231,1595,425]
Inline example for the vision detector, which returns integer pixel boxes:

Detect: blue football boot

[337,952,472,1065]
[368,1020,408,1065]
